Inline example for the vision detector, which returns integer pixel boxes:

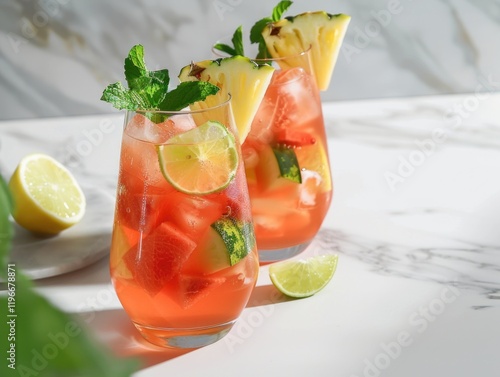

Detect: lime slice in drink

[269,255,338,298]
[8,153,86,235]
[157,120,238,195]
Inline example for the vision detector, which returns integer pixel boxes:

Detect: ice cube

[299,169,322,207]
[125,113,197,145]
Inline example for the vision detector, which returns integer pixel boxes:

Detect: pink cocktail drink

[110,100,259,348]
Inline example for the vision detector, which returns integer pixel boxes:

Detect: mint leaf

[250,17,272,44]
[213,43,236,56]
[159,81,220,112]
[213,25,244,57]
[272,0,293,21]
[144,81,219,123]
[250,0,293,58]
[149,69,170,90]
[249,17,273,59]
[100,82,137,110]
[132,69,170,109]
[124,44,147,90]
[104,44,170,110]
[232,26,244,56]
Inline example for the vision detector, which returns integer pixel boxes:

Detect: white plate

[4,186,114,280]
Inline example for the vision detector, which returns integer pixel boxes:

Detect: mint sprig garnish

[101,44,220,122]
[213,1,293,60]
[159,81,219,110]
[250,0,293,59]
[213,25,245,57]
[272,0,293,21]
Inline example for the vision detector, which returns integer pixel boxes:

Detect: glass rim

[132,93,231,116]
[252,44,312,64]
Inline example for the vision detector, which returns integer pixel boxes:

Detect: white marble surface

[0,0,499,120]
[1,93,499,376]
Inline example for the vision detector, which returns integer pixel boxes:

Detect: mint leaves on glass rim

[101,44,220,123]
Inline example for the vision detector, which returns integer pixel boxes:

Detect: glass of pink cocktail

[110,95,259,348]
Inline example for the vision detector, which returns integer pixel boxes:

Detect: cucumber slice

[197,226,232,273]
[255,145,302,191]
[273,146,302,183]
[212,218,251,266]
[185,217,254,274]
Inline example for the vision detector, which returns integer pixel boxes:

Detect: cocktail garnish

[100,44,220,122]
[213,26,244,57]
[250,0,293,58]
[212,1,293,59]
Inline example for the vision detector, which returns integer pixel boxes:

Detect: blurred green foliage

[0,175,138,377]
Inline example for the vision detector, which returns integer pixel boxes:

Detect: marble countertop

[1,93,499,376]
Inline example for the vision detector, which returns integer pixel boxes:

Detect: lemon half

[8,153,86,235]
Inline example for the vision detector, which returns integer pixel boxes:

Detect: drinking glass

[213,43,333,263]
[110,95,259,348]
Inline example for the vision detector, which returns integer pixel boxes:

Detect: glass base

[133,320,236,349]
[258,240,312,264]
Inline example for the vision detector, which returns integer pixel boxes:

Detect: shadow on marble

[245,284,294,308]
[73,309,191,371]
[31,253,111,288]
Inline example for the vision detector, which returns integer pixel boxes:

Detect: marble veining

[313,228,500,301]
[0,0,500,120]
[324,95,500,150]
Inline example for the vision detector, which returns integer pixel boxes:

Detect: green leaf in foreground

[250,0,294,59]
[0,176,12,276]
[0,175,138,377]
[0,273,138,377]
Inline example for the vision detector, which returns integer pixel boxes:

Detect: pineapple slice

[262,12,351,91]
[179,56,274,143]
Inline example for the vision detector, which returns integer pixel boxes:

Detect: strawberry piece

[275,129,316,147]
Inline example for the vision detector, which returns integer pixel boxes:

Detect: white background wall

[0,0,498,120]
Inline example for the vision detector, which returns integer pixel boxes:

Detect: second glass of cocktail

[201,4,350,262]
[241,48,333,262]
